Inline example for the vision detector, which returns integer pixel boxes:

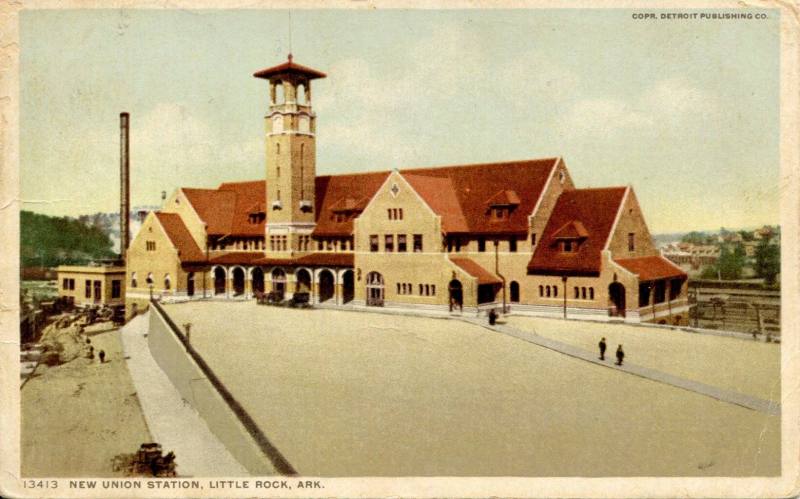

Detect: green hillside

[21,210,115,268]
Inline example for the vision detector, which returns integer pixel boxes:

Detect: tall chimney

[120,112,130,259]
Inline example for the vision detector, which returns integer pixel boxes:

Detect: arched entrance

[366,272,384,307]
[232,267,245,296]
[187,272,195,297]
[449,279,463,311]
[272,268,287,298]
[342,270,354,304]
[510,281,520,303]
[252,267,265,294]
[214,267,226,295]
[295,268,311,293]
[318,270,335,303]
[609,282,626,317]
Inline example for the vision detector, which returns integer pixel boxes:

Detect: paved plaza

[161,301,780,477]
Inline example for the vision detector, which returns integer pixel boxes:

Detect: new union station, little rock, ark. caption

[125,55,689,323]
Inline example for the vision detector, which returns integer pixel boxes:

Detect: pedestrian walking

[98,349,106,363]
[488,309,498,325]
[615,344,625,366]
[598,337,607,360]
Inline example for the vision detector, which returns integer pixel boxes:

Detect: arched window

[539,285,544,297]
[146,273,154,285]
[164,274,171,290]
[546,286,551,297]
[297,83,306,104]
[553,286,558,298]
[574,286,579,299]
[131,272,138,288]
[581,287,587,299]
[397,282,401,294]
[510,281,520,303]
[589,287,595,300]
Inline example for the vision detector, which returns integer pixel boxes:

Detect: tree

[754,237,780,285]
[716,244,745,280]
[681,231,711,245]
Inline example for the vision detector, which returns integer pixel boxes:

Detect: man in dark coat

[598,337,607,360]
[616,344,625,366]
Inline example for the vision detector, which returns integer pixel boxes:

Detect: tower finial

[288,53,293,62]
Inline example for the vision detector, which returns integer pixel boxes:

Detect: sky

[19,8,780,233]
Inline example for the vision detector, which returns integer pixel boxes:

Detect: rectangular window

[387,208,393,220]
[628,232,635,252]
[419,284,423,295]
[431,284,436,295]
[478,238,486,252]
[509,238,518,252]
[562,240,574,252]
[146,240,156,251]
[370,235,379,252]
[385,234,394,252]
[62,278,69,290]
[85,280,91,298]
[413,234,423,252]
[399,208,404,220]
[531,233,536,246]
[111,280,121,299]
[398,234,407,252]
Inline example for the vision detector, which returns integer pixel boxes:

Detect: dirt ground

[505,316,780,403]
[163,301,780,477]
[22,330,152,477]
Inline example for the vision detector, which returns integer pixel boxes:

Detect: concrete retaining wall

[148,301,295,475]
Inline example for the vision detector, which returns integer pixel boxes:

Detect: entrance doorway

[252,267,265,294]
[366,272,384,306]
[214,267,226,295]
[295,268,311,293]
[510,281,520,303]
[272,268,287,298]
[342,270,354,303]
[187,272,195,297]
[232,268,245,296]
[449,279,463,311]
[318,270,335,303]
[609,282,626,317]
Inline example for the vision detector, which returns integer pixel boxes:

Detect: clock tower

[254,55,326,255]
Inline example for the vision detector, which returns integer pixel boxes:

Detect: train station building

[125,55,688,323]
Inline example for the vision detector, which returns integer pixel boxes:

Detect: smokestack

[120,112,130,259]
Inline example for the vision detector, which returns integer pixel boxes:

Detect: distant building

[125,55,689,324]
[57,263,126,307]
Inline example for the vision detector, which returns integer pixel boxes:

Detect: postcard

[1,1,798,497]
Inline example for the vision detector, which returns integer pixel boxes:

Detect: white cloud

[556,77,717,139]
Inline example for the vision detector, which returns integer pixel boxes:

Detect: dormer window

[492,208,507,220]
[561,240,578,252]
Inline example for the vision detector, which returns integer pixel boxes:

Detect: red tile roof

[312,172,390,236]
[450,257,502,284]
[155,212,206,263]
[400,158,559,235]
[182,181,265,237]
[253,55,327,80]
[295,252,354,267]
[208,252,265,265]
[252,253,354,268]
[528,187,627,276]
[614,255,687,281]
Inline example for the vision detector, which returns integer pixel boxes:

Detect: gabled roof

[312,172,391,236]
[182,181,265,237]
[486,189,521,207]
[253,55,327,80]
[553,220,589,239]
[614,255,687,281]
[403,174,469,232]
[155,212,205,263]
[528,187,627,276]
[450,257,502,284]
[400,158,559,234]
